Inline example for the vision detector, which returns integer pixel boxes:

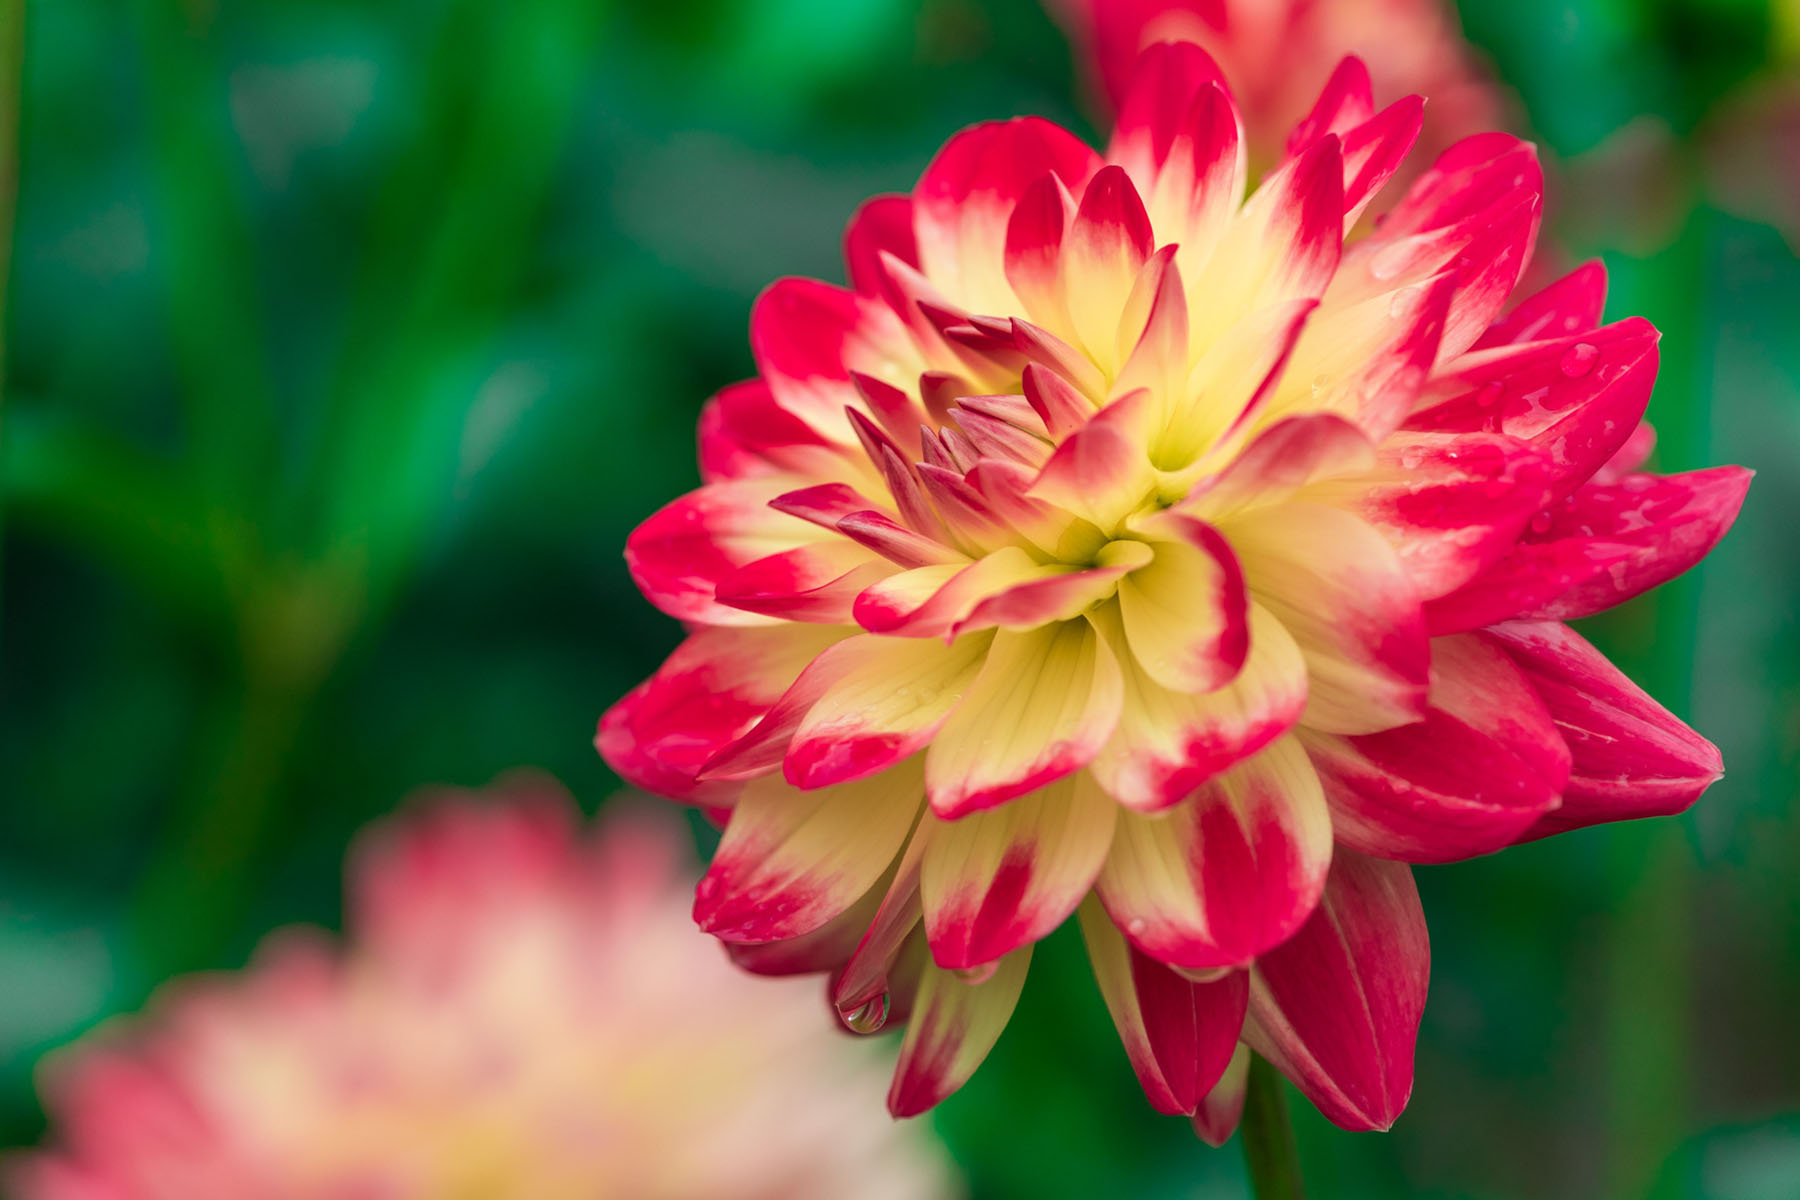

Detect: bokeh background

[2,0,1798,1196]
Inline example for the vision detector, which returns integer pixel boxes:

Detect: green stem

[130,0,276,516]
[1241,1054,1306,1200]
[128,666,314,976]
[0,0,22,382]
[0,0,26,617]
[126,554,357,977]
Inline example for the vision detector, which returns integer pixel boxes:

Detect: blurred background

[1,0,1797,1196]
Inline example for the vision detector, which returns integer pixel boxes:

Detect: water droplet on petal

[1475,380,1503,407]
[1125,917,1148,937]
[1560,343,1598,378]
[840,992,890,1034]
[1529,512,1553,534]
[1369,240,1415,281]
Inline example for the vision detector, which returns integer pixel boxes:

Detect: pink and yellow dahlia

[600,45,1748,1136]
[11,779,960,1199]
[1045,0,1504,175]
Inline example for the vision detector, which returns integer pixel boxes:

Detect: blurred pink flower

[599,43,1749,1140]
[11,776,960,1200]
[1044,0,1505,175]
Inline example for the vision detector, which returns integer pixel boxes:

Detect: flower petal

[597,624,848,803]
[1261,268,1454,443]
[1473,259,1608,349]
[1029,386,1159,531]
[1106,38,1227,190]
[724,866,890,977]
[1161,299,1319,469]
[698,641,866,784]
[913,117,1102,316]
[750,276,917,435]
[1078,896,1248,1116]
[854,547,1043,639]
[1022,361,1096,439]
[1115,512,1249,693]
[715,539,896,623]
[1064,165,1156,371]
[1225,501,1429,734]
[1336,132,1542,359]
[922,772,1117,969]
[1303,633,1570,863]
[1592,420,1656,485]
[1407,316,1659,501]
[1088,601,1308,813]
[1245,849,1428,1132]
[844,193,919,299]
[834,827,930,1024]
[1284,57,1374,162]
[951,542,1153,637]
[836,510,961,568]
[888,949,1032,1117]
[1003,172,1077,334]
[1337,94,1425,229]
[1012,316,1109,400]
[1179,411,1375,523]
[1115,247,1190,411]
[1485,621,1724,838]
[1189,135,1343,350]
[768,481,890,531]
[926,617,1126,818]
[695,761,923,943]
[785,631,994,789]
[1192,1044,1251,1147]
[697,378,853,484]
[1300,429,1554,599]
[625,476,824,626]
[1424,466,1752,631]
[1105,44,1242,273]
[1097,736,1332,970]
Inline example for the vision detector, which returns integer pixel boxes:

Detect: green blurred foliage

[0,0,1797,1196]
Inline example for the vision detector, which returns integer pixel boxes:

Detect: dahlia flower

[1045,0,1503,175]
[11,778,960,1199]
[599,45,1748,1137]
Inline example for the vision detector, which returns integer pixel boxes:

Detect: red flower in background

[11,779,960,1199]
[600,45,1747,1137]
[1045,0,1504,176]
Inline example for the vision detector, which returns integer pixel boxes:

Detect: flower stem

[1241,1053,1305,1200]
[0,0,25,614]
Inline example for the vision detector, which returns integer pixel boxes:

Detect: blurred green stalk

[1242,1053,1305,1200]
[313,0,611,615]
[129,0,277,516]
[0,0,20,381]
[128,0,610,979]
[128,564,356,973]
[121,0,290,976]
[0,0,24,619]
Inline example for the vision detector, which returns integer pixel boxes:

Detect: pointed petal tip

[885,1075,940,1120]
[1191,1119,1234,1148]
